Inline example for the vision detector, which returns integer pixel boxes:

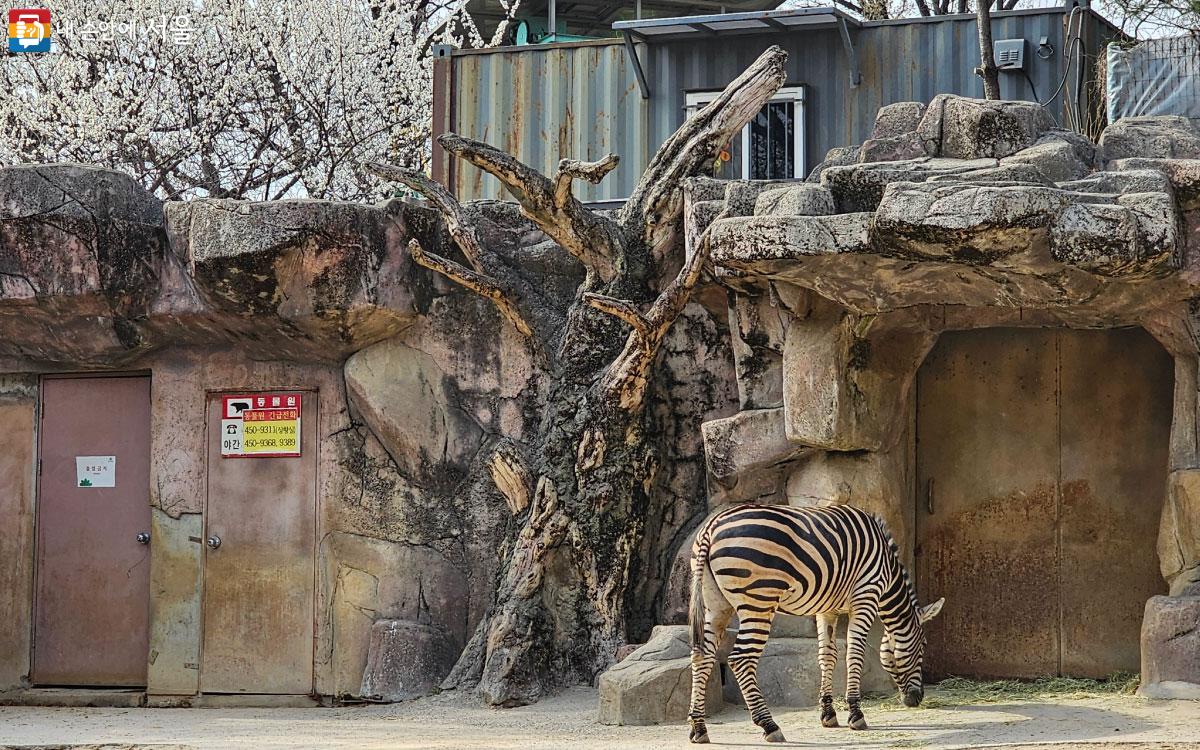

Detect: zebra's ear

[918,597,945,623]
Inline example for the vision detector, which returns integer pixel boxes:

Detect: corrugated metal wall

[450,9,1117,201]
[451,41,647,201]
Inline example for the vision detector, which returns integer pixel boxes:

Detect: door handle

[926,478,935,515]
[206,535,222,550]
[136,532,151,545]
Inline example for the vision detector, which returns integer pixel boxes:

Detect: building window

[685,86,806,180]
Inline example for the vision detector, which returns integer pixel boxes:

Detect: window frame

[684,85,807,180]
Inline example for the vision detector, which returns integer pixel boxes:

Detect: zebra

[686,503,944,744]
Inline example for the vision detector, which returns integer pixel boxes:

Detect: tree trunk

[367,46,788,706]
[976,0,1002,100]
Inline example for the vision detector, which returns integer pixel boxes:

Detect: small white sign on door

[76,456,116,488]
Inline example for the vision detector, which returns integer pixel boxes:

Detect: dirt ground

[1,686,1199,750]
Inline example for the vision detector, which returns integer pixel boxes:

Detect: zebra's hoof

[764,728,787,743]
[821,713,839,728]
[689,732,710,744]
[849,716,869,731]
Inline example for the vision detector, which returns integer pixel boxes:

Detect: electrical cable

[1036,6,1084,111]
[1021,67,1041,105]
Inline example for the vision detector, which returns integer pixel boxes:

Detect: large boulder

[359,619,458,702]
[598,625,722,725]
[870,101,927,140]
[821,158,997,213]
[753,184,836,217]
[1101,116,1200,163]
[873,180,1179,274]
[167,198,418,359]
[721,635,893,707]
[0,164,165,363]
[921,96,1056,160]
[1139,595,1200,700]
[344,338,485,488]
[1001,133,1094,183]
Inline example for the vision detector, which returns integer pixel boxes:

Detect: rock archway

[699,97,1200,697]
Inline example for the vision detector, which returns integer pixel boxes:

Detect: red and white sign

[220,393,302,458]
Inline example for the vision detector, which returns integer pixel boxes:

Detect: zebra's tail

[689,518,714,649]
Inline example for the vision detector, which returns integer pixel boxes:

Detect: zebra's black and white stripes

[686,503,944,744]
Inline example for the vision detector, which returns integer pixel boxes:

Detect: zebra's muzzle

[903,688,923,707]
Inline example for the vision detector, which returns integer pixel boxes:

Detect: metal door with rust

[200,392,318,694]
[916,328,1171,679]
[34,375,152,686]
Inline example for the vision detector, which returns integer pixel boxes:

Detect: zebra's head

[880,597,944,707]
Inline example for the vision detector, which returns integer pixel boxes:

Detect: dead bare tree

[368,45,787,706]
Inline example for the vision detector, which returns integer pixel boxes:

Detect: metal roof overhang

[613,7,863,99]
[466,0,786,36]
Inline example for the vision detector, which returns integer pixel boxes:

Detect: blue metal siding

[450,10,1117,201]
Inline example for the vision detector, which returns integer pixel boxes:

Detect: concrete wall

[0,376,37,689]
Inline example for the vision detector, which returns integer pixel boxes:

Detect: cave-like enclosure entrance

[914,327,1173,679]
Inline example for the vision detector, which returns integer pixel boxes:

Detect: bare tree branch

[553,155,620,207]
[597,207,729,410]
[407,239,535,339]
[618,45,788,260]
[582,292,652,346]
[366,161,488,271]
[438,134,622,281]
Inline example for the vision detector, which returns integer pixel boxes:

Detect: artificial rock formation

[691,96,1200,700]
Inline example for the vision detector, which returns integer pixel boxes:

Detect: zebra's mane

[871,512,921,618]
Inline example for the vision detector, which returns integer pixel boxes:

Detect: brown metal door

[916,329,1061,679]
[916,329,1171,679]
[201,392,317,694]
[1058,329,1171,677]
[34,375,151,686]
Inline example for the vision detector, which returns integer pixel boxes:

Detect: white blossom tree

[0,0,518,201]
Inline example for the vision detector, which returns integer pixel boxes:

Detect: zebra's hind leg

[816,612,839,728]
[727,605,786,743]
[688,569,733,744]
[844,604,878,731]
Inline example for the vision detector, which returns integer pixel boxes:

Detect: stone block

[1160,470,1200,588]
[781,315,866,451]
[728,287,788,409]
[821,158,996,213]
[860,132,929,164]
[702,408,808,488]
[785,449,912,563]
[721,635,893,707]
[806,145,860,183]
[929,96,1056,160]
[1001,136,1092,183]
[753,184,836,217]
[708,214,873,269]
[870,101,926,140]
[1139,595,1200,699]
[598,625,722,725]
[359,619,458,702]
[1101,116,1200,163]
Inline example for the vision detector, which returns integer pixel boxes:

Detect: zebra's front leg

[844,605,877,731]
[727,606,785,743]
[816,612,839,728]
